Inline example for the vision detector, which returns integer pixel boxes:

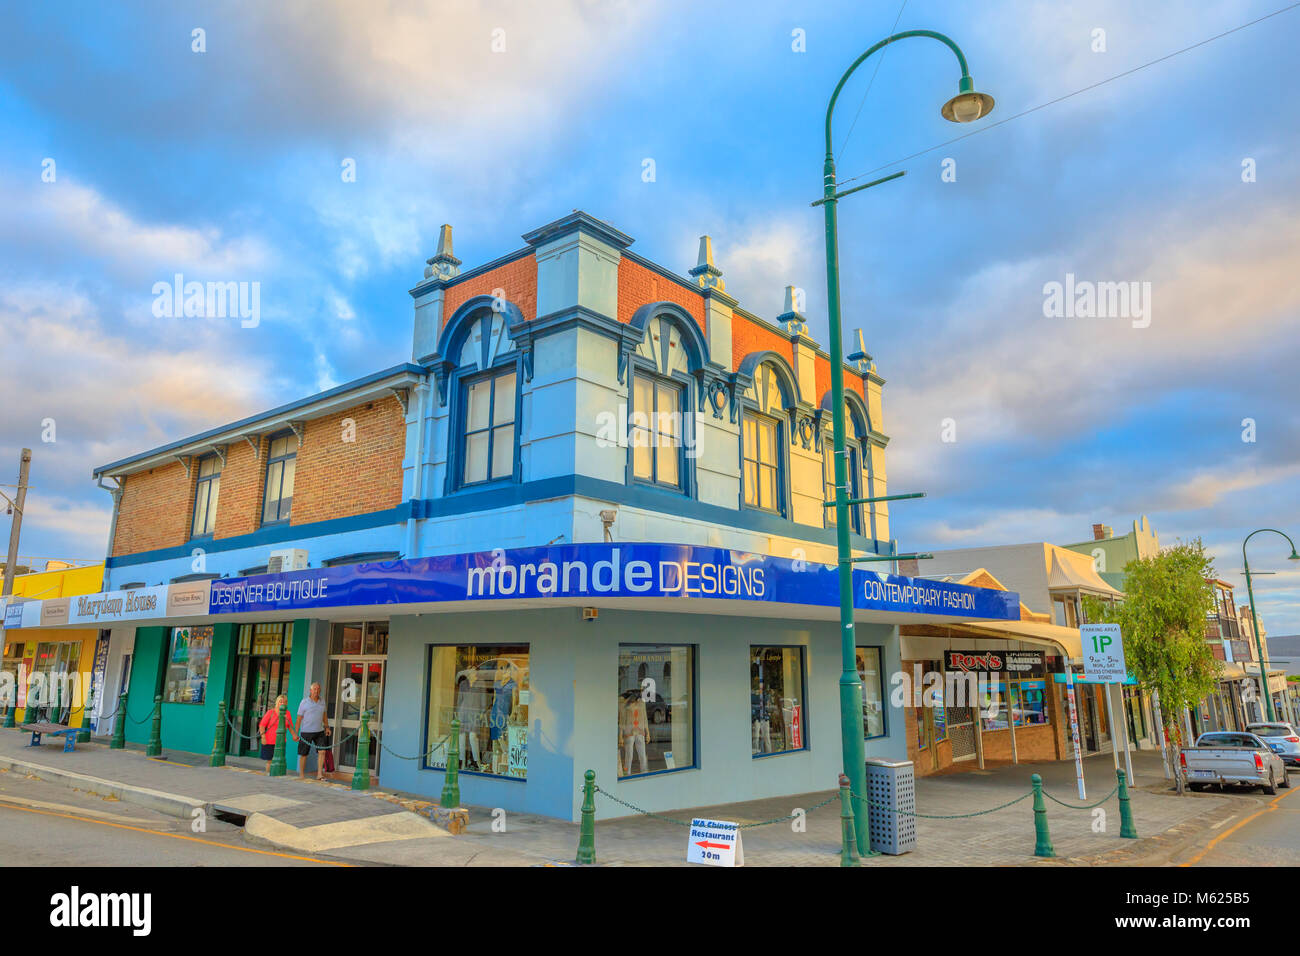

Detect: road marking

[0,802,352,866]
[1181,785,1300,866]
[0,792,163,826]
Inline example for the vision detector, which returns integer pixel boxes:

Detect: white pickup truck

[1180,731,1289,794]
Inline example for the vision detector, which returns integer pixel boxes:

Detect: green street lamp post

[1241,528,1300,723]
[820,30,994,856]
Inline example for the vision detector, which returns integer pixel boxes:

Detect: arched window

[452,308,519,489]
[822,406,865,534]
[740,361,794,515]
[623,305,709,495]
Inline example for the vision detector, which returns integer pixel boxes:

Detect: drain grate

[210,807,248,827]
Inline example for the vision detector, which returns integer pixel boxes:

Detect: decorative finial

[847,328,873,370]
[689,235,725,291]
[776,285,809,335]
[423,223,462,281]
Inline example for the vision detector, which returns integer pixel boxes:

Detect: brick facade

[292,397,405,526]
[111,462,195,557]
[616,258,706,329]
[110,395,407,558]
[443,255,538,325]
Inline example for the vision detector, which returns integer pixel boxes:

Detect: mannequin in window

[456,676,485,770]
[620,690,649,775]
[752,678,773,754]
[489,660,519,773]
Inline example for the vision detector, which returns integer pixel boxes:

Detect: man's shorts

[298,730,327,757]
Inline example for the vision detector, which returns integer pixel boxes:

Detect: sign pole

[1103,681,1120,771]
[1064,665,1086,800]
[1120,686,1134,783]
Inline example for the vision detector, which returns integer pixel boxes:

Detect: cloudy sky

[1,1,1296,633]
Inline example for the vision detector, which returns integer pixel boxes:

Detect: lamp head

[1289,550,1300,561]
[942,75,995,123]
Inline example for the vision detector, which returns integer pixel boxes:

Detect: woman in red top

[258,694,294,773]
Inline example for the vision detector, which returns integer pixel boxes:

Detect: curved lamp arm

[1242,528,1300,568]
[824,30,973,158]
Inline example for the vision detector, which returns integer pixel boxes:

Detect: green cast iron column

[576,769,597,864]
[76,682,93,743]
[145,694,162,757]
[210,700,227,767]
[1242,529,1299,723]
[1031,773,1055,857]
[110,692,126,749]
[821,28,980,859]
[440,715,461,808]
[269,699,288,777]
[1117,768,1138,838]
[351,711,371,790]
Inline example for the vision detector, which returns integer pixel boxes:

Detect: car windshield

[1250,724,1292,737]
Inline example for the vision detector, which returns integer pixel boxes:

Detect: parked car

[1246,722,1300,769]
[1180,731,1289,794]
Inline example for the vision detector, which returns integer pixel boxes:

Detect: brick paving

[0,730,1243,866]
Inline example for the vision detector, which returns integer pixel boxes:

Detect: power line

[836,0,910,160]
[836,2,1300,188]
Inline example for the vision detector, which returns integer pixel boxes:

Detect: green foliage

[1083,540,1221,750]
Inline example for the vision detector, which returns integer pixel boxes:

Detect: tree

[1083,540,1221,794]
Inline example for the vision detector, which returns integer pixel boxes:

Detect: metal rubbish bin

[864,757,916,855]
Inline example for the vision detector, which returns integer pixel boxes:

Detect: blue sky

[1,0,1297,633]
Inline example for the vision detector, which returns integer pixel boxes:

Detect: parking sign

[1080,623,1127,682]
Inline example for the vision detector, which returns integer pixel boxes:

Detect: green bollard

[110,693,126,749]
[1031,773,1056,858]
[145,695,162,757]
[210,700,227,767]
[269,700,288,777]
[839,773,861,867]
[440,716,461,808]
[351,711,371,791]
[77,683,94,743]
[1117,769,1138,839]
[3,696,14,728]
[575,769,597,864]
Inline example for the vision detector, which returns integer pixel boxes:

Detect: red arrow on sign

[696,841,729,850]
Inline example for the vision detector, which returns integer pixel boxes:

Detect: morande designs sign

[206,544,1020,621]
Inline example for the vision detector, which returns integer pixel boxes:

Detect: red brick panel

[214,438,266,540]
[443,255,538,326]
[616,258,706,332]
[112,462,195,557]
[291,396,406,526]
[730,315,794,373]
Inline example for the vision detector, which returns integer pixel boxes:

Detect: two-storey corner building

[20,212,1023,822]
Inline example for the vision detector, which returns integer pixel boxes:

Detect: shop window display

[426,645,528,779]
[856,646,886,739]
[617,644,694,777]
[750,646,807,756]
[165,626,212,704]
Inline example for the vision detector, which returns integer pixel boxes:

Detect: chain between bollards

[1031,772,1055,858]
[440,715,461,807]
[575,769,597,864]
[351,711,372,791]
[144,695,162,757]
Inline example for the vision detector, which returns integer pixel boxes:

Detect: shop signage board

[687,819,743,867]
[944,649,1044,674]
[207,544,1023,620]
[18,544,1022,629]
[1080,624,1127,683]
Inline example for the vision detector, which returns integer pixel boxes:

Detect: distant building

[1060,516,1159,591]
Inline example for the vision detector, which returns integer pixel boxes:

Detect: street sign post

[1064,667,1086,799]
[1081,624,1130,780]
[1080,623,1127,682]
[687,819,744,867]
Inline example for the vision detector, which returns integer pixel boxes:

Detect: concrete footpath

[0,729,1256,866]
